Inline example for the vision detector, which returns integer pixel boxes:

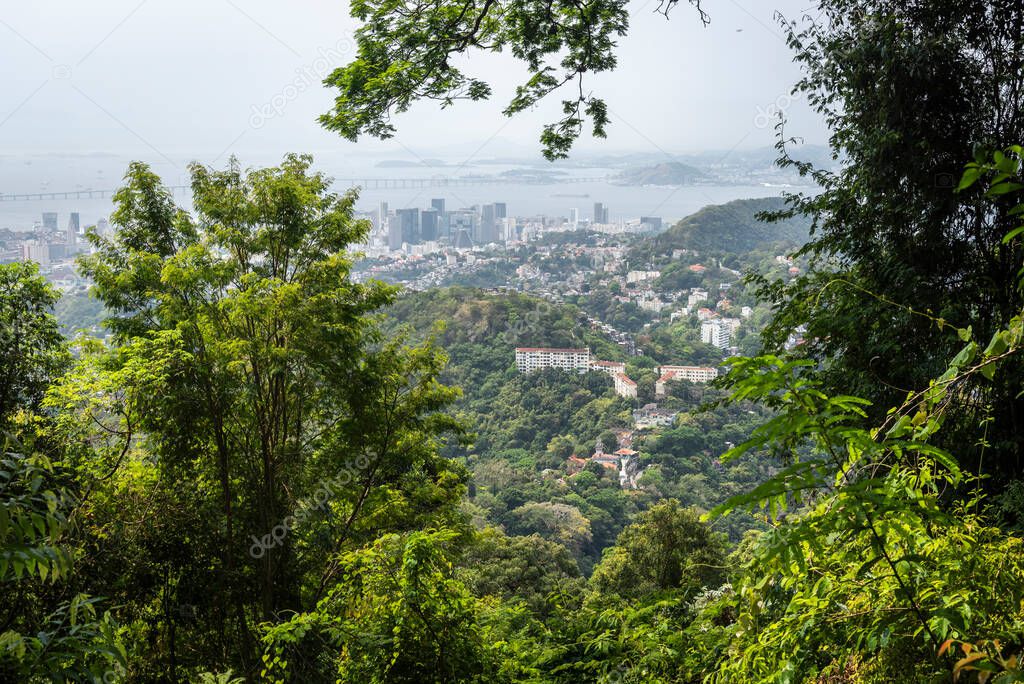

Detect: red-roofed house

[566,455,588,475]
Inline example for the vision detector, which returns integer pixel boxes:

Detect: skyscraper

[388,218,403,250]
[96,217,110,236]
[478,204,497,244]
[420,208,440,241]
[42,212,58,232]
[67,212,80,248]
[593,202,609,224]
[431,198,445,214]
[494,202,507,219]
[395,208,420,245]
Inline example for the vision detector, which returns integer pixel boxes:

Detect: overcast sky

[0,0,827,163]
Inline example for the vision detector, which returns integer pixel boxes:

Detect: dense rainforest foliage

[4,0,1024,682]
[380,286,776,568]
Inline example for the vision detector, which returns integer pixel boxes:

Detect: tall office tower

[42,212,58,232]
[420,208,440,241]
[395,208,420,244]
[67,212,80,247]
[494,202,507,219]
[387,216,403,250]
[377,201,389,231]
[478,204,497,244]
[438,210,450,241]
[640,216,662,231]
[593,202,609,224]
[430,198,445,214]
[570,208,579,229]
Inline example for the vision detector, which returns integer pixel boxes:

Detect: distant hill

[383,286,628,375]
[615,162,708,186]
[628,196,811,264]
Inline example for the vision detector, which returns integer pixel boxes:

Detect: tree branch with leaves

[321,0,708,159]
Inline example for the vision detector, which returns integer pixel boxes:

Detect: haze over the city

[1,0,827,163]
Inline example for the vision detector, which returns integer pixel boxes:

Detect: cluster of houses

[632,403,679,429]
[515,349,726,488]
[566,438,642,489]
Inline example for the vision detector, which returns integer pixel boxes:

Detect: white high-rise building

[701,319,732,350]
[501,217,517,242]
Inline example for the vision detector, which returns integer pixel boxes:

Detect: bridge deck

[0,176,610,202]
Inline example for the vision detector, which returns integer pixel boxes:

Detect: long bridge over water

[0,175,610,202]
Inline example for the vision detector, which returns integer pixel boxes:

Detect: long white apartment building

[590,360,626,375]
[655,365,719,397]
[515,347,592,373]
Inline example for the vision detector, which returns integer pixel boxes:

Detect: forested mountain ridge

[628,196,812,265]
[384,286,628,367]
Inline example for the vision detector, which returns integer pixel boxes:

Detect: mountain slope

[629,197,811,264]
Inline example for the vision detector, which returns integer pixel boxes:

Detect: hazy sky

[0,0,827,163]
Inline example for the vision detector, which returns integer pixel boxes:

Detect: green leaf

[1002,225,1024,244]
[957,166,982,191]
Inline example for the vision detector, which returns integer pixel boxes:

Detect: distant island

[375,159,448,168]
[615,161,709,186]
